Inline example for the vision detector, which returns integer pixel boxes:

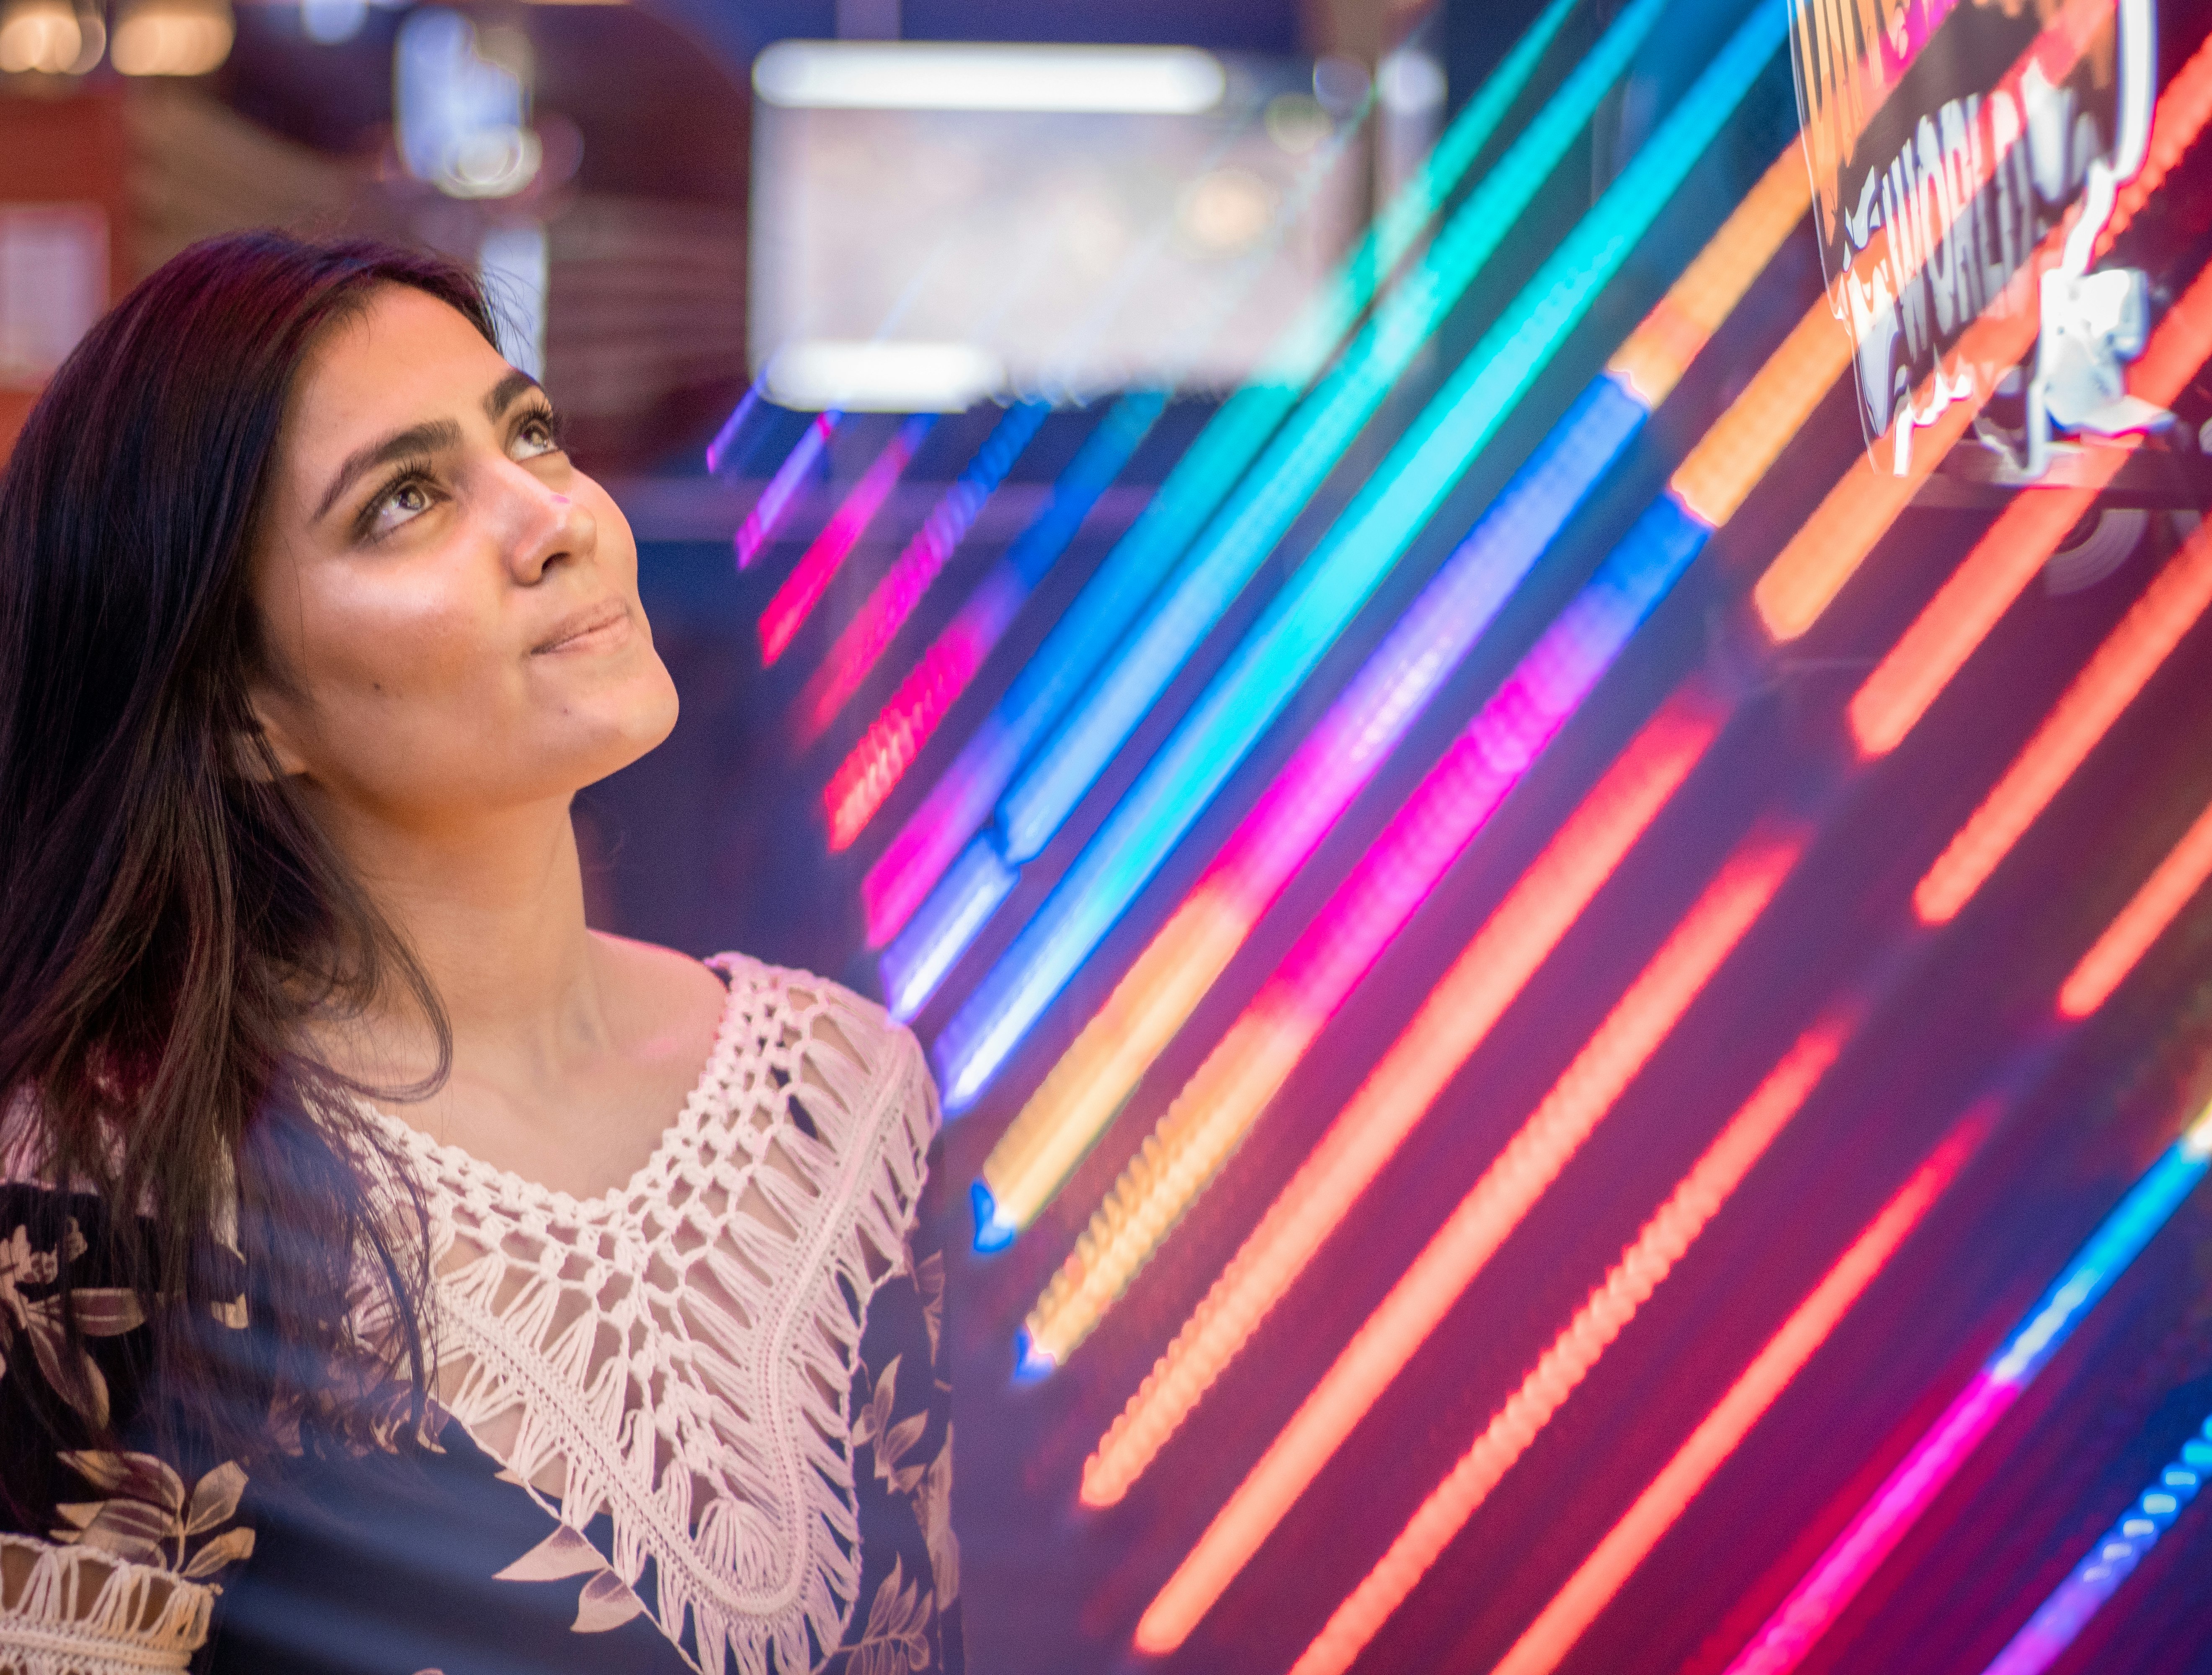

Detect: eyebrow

[484,368,542,422]
[311,371,549,527]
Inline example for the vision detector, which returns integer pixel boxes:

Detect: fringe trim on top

[0,1531,211,1673]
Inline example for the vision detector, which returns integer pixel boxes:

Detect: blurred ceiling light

[111,0,232,74]
[397,8,541,198]
[1263,91,1332,152]
[752,41,1226,114]
[1377,47,1445,115]
[0,0,83,73]
[301,0,364,44]
[66,5,100,69]
[1178,168,1274,254]
[1311,55,1369,114]
[65,3,98,68]
[766,340,1004,412]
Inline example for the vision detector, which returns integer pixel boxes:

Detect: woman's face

[250,283,676,830]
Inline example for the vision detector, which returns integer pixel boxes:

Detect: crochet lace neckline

[359,954,936,1675]
[362,957,748,1221]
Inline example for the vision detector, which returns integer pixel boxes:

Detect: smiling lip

[533,600,631,655]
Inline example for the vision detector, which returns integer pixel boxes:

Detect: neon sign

[1790,0,2165,477]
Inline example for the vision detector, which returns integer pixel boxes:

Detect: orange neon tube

[1133,829,1805,1653]
[1080,694,1723,1508]
[1283,1017,1876,1675]
[2059,796,2212,1020]
[1850,256,2212,757]
[1480,1112,1988,1675]
[1916,518,2212,924]
[1754,22,2212,644]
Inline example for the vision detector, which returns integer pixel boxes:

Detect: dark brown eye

[364,472,438,539]
[513,410,563,459]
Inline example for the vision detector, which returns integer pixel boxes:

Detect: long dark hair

[0,231,493,1479]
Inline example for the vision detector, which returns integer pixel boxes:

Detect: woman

[0,232,957,1675]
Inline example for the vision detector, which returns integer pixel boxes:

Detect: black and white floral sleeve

[0,1185,256,1675]
[820,1139,962,1675]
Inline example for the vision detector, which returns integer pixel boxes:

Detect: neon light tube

[1979,1417,2212,1675]
[1604,141,1812,405]
[735,410,838,571]
[1494,844,2212,1675]
[703,375,765,477]
[1916,519,2212,925]
[1721,1101,2212,1675]
[880,838,1016,1023]
[1484,1115,1988,1675]
[838,393,1168,863]
[1224,1016,1849,1673]
[1080,694,1722,1504]
[1752,0,2202,643]
[2059,796,2212,1020]
[1280,1015,1881,1675]
[760,413,934,666]
[795,400,1049,745]
[978,378,1645,1230]
[1128,832,1804,1650]
[997,0,1751,869]
[861,0,1580,946]
[1850,235,2212,756]
[979,147,1810,1246]
[935,4,1788,1103]
[829,580,1015,858]
[1850,462,2119,752]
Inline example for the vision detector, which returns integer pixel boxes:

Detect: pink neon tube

[760,415,933,666]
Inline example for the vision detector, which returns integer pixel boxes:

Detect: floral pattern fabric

[0,1085,961,1675]
[824,1227,960,1675]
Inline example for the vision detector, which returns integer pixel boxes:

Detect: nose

[498,461,597,585]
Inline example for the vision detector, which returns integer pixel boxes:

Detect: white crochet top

[0,954,941,1675]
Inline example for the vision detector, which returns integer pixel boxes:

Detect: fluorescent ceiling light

[766,340,1005,412]
[753,40,1226,114]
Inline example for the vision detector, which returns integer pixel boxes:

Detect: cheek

[291,556,515,742]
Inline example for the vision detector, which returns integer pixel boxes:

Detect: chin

[580,663,681,780]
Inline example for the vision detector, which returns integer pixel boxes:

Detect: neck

[303,788,607,1085]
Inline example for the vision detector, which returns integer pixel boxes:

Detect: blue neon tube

[1730,1113,2212,1675]
[1982,1417,2212,1675]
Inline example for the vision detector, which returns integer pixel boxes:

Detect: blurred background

[9,0,2212,1672]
